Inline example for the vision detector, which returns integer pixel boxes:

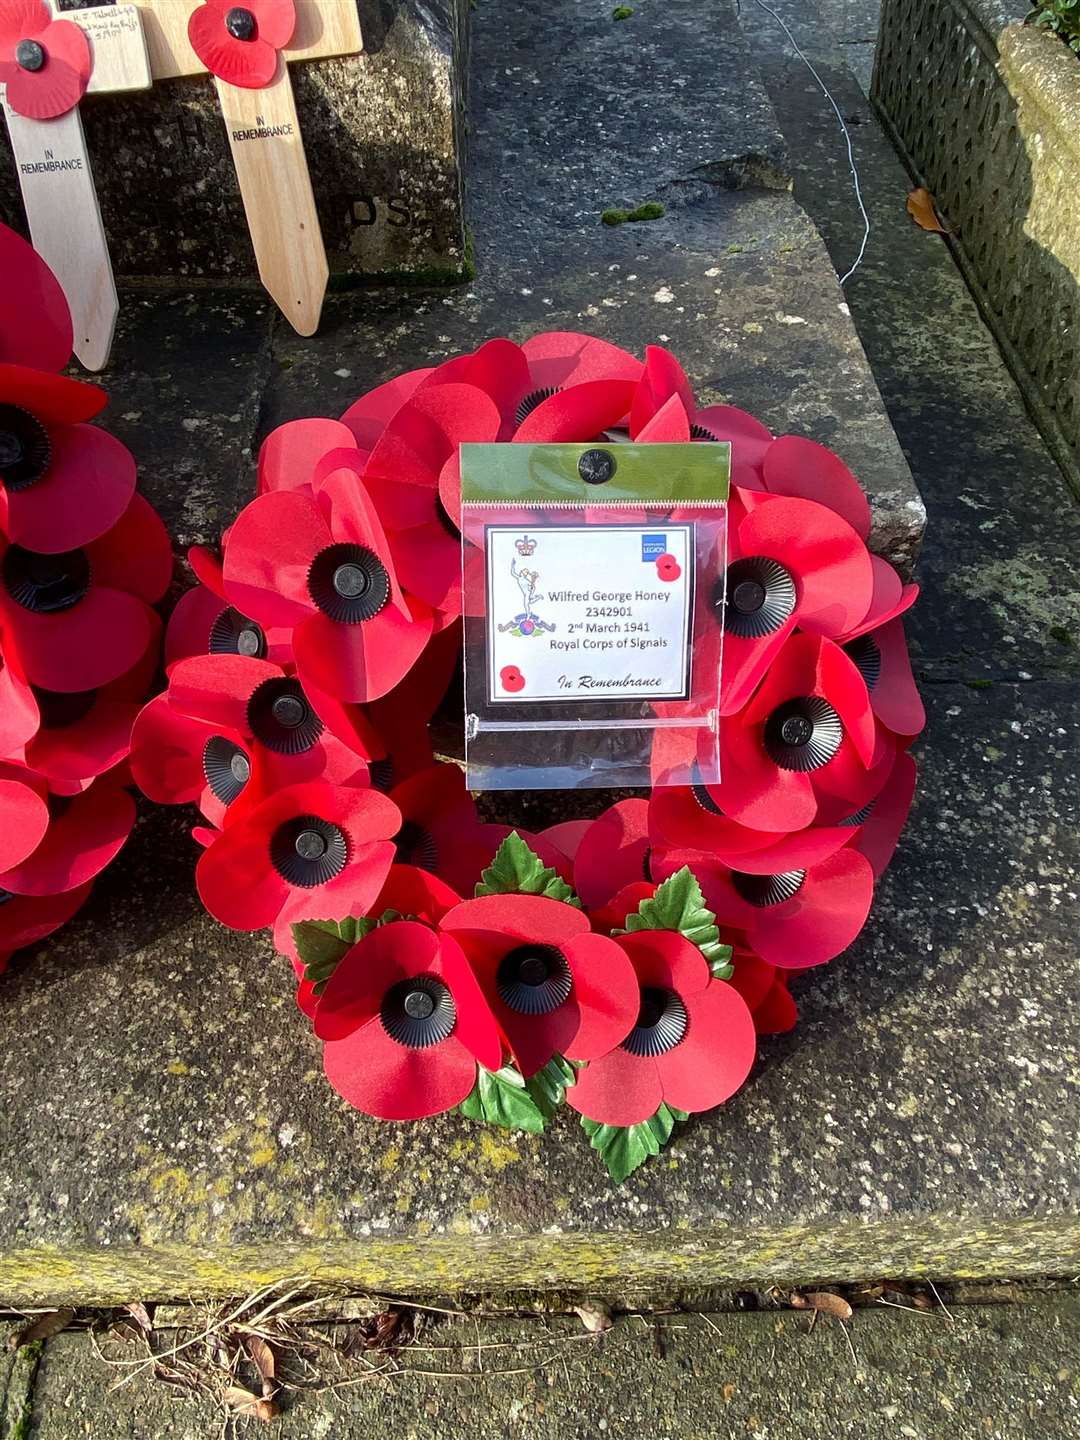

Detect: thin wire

[749,0,871,284]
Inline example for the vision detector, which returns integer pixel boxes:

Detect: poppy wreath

[131,331,923,1184]
[0,224,171,976]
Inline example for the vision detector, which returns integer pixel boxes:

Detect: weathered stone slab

[0,680,1076,1306]
[873,0,1080,495]
[0,0,470,282]
[25,1297,1080,1438]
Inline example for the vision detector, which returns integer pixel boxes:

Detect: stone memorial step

[0,0,977,1310]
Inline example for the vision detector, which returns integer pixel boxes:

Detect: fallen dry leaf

[224,1384,279,1423]
[573,1303,613,1334]
[790,1291,854,1321]
[8,1308,75,1349]
[246,1334,277,1398]
[124,1302,153,1333]
[906,187,948,233]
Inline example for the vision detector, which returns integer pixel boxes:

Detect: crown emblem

[515,535,537,556]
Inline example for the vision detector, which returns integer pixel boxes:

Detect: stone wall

[0,0,470,282]
[873,0,1080,495]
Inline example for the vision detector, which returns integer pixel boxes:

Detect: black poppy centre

[247,675,323,754]
[210,606,267,660]
[688,760,723,815]
[496,943,572,1015]
[381,975,456,1048]
[394,820,438,873]
[717,555,797,639]
[225,6,257,40]
[203,736,252,805]
[844,633,882,690]
[763,695,842,771]
[731,869,806,907]
[621,986,688,1056]
[0,405,50,491]
[15,38,46,72]
[3,544,89,614]
[514,386,561,427]
[308,543,390,624]
[271,814,348,887]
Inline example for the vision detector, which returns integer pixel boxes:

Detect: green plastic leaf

[620,865,733,975]
[293,911,402,994]
[580,1102,687,1184]
[459,1065,548,1134]
[524,1055,577,1119]
[475,831,582,908]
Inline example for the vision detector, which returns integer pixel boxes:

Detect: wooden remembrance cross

[132,0,363,335]
[1,2,153,370]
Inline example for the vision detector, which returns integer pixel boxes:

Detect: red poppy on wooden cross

[131,0,363,335]
[0,0,153,370]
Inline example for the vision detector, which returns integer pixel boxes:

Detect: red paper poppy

[0,363,137,552]
[714,491,874,716]
[187,0,295,89]
[0,0,90,120]
[291,860,464,1014]
[130,691,246,828]
[386,764,496,897]
[222,458,434,703]
[446,333,642,440]
[339,366,436,450]
[705,632,883,833]
[257,416,362,496]
[360,383,501,621]
[0,774,134,896]
[842,616,925,739]
[440,892,640,1078]
[589,880,657,934]
[0,517,163,695]
[572,799,651,910]
[0,623,39,756]
[657,845,874,970]
[845,749,917,879]
[165,652,374,794]
[164,556,293,672]
[566,929,757,1127]
[24,613,161,790]
[195,781,400,943]
[0,222,71,371]
[0,879,93,956]
[727,949,798,1035]
[316,921,503,1120]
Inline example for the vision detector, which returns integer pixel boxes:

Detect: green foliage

[459,1065,548,1133]
[619,866,733,977]
[475,831,582,907]
[601,201,665,226]
[524,1055,577,1118]
[293,912,402,994]
[1030,0,1080,51]
[580,1104,689,1183]
[612,5,635,18]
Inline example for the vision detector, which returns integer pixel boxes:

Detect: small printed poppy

[566,929,757,1127]
[315,921,503,1120]
[0,0,90,120]
[222,456,434,703]
[655,553,681,583]
[500,665,525,693]
[440,892,640,1078]
[187,0,295,89]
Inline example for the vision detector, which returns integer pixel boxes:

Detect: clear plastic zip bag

[460,442,729,791]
